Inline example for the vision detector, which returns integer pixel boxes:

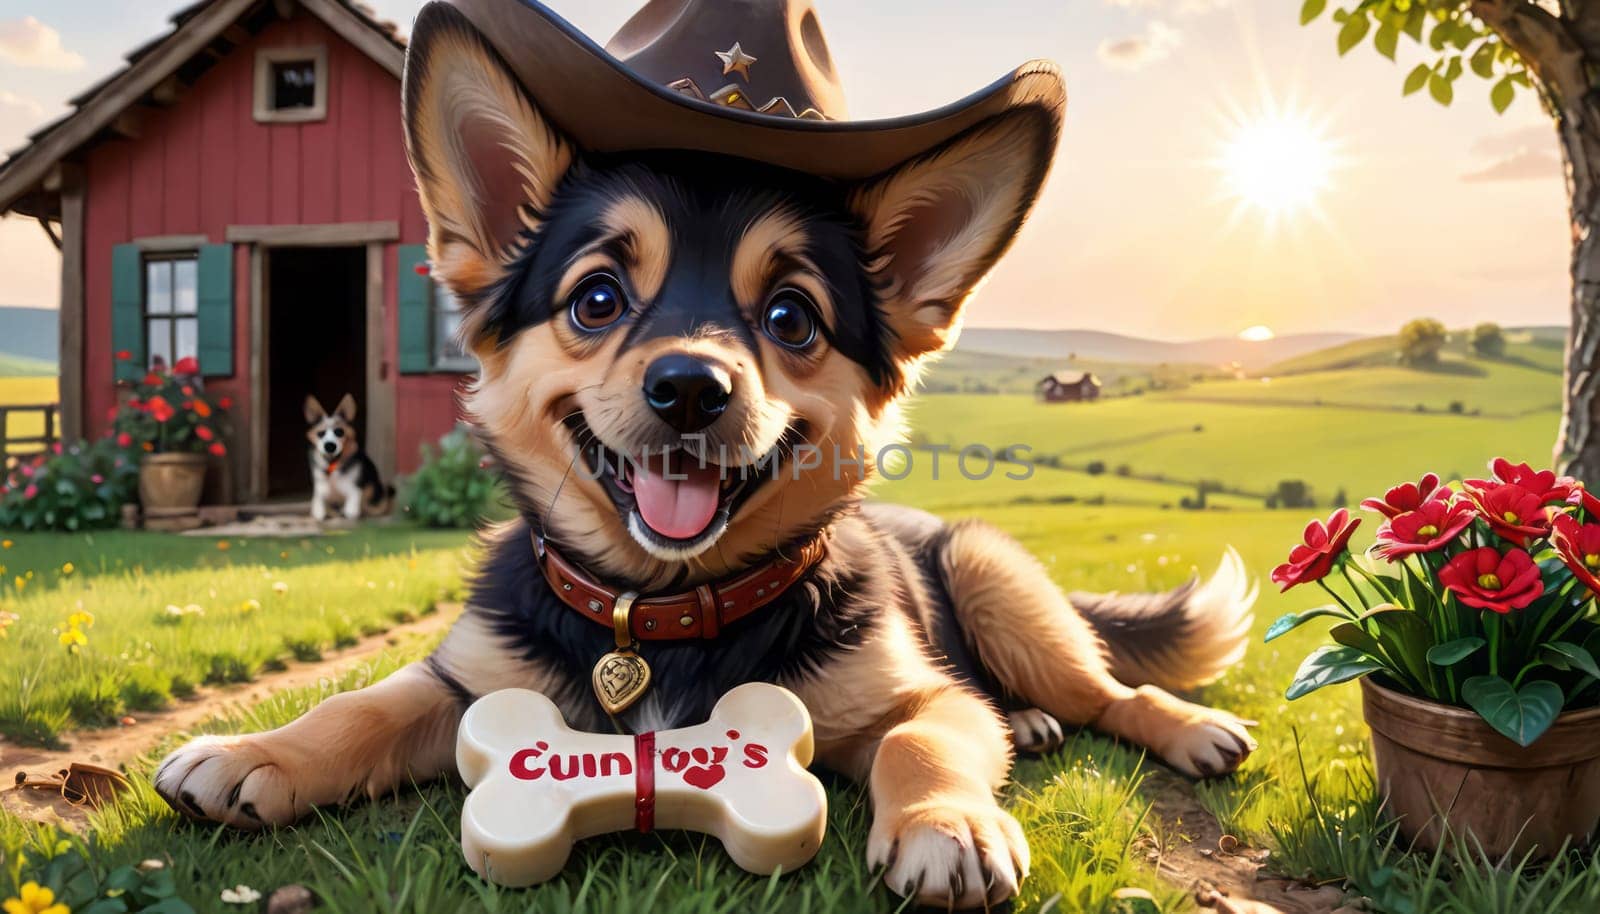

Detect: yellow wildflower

[216,540,231,552]
[1,539,11,549]
[240,599,260,614]
[0,610,16,638]
[59,628,87,650]
[3,881,69,914]
[60,563,73,576]
[67,611,94,630]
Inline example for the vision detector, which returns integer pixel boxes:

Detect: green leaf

[1543,641,1600,679]
[1429,72,1454,105]
[1461,676,1563,746]
[1264,606,1346,642]
[78,899,130,914]
[1403,5,1425,41]
[1470,42,1497,78]
[1300,0,1327,25]
[1445,56,1463,81]
[1403,63,1430,96]
[1375,22,1400,60]
[1286,646,1386,700]
[1490,75,1515,114]
[1330,621,1387,659]
[1338,12,1371,55]
[1427,637,1485,666]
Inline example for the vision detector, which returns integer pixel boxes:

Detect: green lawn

[0,528,468,745]
[5,358,1599,912]
[907,389,1556,500]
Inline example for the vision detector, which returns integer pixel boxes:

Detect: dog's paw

[867,798,1029,910]
[1160,708,1257,779]
[1007,708,1064,755]
[154,735,307,829]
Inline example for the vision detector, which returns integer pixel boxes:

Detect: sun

[1238,325,1275,342]
[1215,102,1338,222]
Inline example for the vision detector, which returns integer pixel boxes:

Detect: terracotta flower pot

[138,452,208,510]
[1361,675,1600,859]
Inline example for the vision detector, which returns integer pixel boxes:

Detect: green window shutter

[196,244,234,376]
[111,244,144,383]
[397,244,432,374]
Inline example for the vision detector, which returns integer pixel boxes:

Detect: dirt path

[0,604,461,828]
[1139,771,1352,914]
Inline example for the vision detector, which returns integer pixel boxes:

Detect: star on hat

[715,42,757,80]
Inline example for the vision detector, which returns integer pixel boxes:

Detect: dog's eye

[333,428,345,438]
[568,274,628,333]
[762,290,818,350]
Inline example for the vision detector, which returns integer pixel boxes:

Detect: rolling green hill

[0,352,55,377]
[899,328,1566,510]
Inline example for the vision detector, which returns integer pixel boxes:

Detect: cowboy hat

[427,0,1066,181]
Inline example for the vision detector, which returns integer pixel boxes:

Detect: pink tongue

[632,453,721,540]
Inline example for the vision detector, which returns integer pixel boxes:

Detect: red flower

[1552,513,1600,595]
[143,371,164,386]
[23,484,37,500]
[1465,483,1553,546]
[208,442,227,457]
[1374,497,1476,561]
[147,396,176,424]
[181,385,194,397]
[1467,458,1575,506]
[173,356,200,376]
[218,396,233,411]
[115,349,132,361]
[1272,508,1362,591]
[105,406,119,421]
[195,425,214,442]
[1361,472,1448,519]
[1438,546,1544,613]
[116,432,133,448]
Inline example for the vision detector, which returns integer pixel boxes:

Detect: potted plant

[1270,459,1600,859]
[112,356,231,512]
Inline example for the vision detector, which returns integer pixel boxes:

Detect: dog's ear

[304,395,326,424]
[403,3,576,304]
[850,108,1058,361]
[335,394,358,423]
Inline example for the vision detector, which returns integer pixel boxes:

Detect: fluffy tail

[1069,547,1257,693]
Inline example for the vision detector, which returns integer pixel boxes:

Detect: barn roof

[1040,371,1101,386]
[0,0,406,221]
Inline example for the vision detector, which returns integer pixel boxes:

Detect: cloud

[1462,125,1562,183]
[1461,149,1563,183]
[0,17,85,71]
[1098,21,1182,71]
[0,91,45,159]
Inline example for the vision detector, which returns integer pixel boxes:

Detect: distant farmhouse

[0,0,469,501]
[1036,371,1102,403]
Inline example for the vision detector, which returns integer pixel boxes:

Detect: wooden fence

[1,403,60,461]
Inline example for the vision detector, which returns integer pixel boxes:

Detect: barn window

[432,283,475,370]
[254,46,328,123]
[144,254,200,372]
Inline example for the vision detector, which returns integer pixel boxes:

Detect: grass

[0,528,469,745]
[4,352,1600,911]
[906,388,1557,500]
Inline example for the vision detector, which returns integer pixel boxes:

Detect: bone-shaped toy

[456,682,828,886]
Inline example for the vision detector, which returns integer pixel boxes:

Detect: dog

[155,1,1257,907]
[304,394,393,522]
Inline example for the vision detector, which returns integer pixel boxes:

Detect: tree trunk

[1470,0,1600,477]
[1553,108,1600,479]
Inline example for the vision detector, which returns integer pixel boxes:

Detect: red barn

[0,0,468,502]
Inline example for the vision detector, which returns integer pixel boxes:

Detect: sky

[0,0,1571,340]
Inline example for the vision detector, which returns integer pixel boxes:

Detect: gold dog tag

[592,592,649,715]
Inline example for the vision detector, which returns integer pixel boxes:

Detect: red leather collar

[533,534,826,642]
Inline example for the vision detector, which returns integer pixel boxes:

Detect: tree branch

[1470,0,1589,102]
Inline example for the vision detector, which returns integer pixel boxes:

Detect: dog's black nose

[323,441,339,454]
[643,354,732,433]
